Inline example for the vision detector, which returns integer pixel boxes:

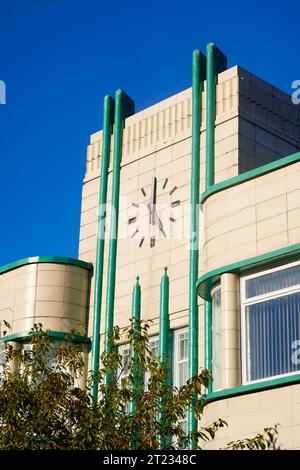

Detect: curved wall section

[0,258,92,336]
[203,160,300,273]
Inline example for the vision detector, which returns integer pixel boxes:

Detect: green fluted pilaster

[104,90,135,384]
[129,276,141,418]
[159,267,169,363]
[188,49,206,449]
[205,43,227,190]
[91,95,114,405]
[158,267,170,449]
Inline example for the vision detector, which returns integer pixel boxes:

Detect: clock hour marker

[132,203,139,208]
[150,236,156,248]
[128,217,137,225]
[139,236,145,247]
[162,178,168,190]
[169,186,177,196]
[169,217,176,222]
[171,200,180,208]
[141,187,147,197]
[131,229,139,238]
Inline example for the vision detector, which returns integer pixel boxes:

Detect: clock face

[128,176,181,248]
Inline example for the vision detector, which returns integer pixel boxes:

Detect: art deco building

[1,44,300,449]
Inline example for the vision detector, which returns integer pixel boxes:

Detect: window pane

[246,264,300,298]
[0,344,6,375]
[145,336,159,390]
[173,329,188,449]
[212,288,222,391]
[246,292,300,381]
[173,330,188,387]
[118,346,130,382]
[179,333,188,361]
[179,362,188,386]
[149,338,159,359]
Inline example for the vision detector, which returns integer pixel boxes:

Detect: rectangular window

[173,328,188,437]
[118,345,131,384]
[174,329,188,388]
[145,336,159,390]
[119,337,159,390]
[241,261,300,384]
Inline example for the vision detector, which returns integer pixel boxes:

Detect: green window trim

[0,256,93,276]
[200,150,300,205]
[197,242,300,301]
[205,372,300,403]
[0,331,91,346]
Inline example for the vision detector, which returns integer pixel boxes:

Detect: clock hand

[153,209,167,238]
[147,203,166,238]
[149,176,157,225]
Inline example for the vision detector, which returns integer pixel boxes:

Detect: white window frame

[144,335,159,390]
[173,328,189,388]
[211,284,222,392]
[173,328,189,447]
[118,336,159,389]
[118,344,131,384]
[241,259,300,385]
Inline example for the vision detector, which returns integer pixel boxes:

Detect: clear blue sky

[0,0,299,266]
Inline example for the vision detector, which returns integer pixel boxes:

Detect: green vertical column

[91,95,114,405]
[188,49,206,449]
[204,299,212,394]
[205,43,227,189]
[129,276,141,417]
[159,267,169,363]
[158,267,170,449]
[104,90,135,382]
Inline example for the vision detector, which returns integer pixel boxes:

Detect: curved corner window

[212,286,222,391]
[241,261,300,384]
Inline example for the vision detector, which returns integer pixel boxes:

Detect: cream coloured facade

[1,46,300,449]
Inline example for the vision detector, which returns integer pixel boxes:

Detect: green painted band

[197,242,300,301]
[0,331,90,345]
[205,373,300,403]
[0,256,92,276]
[200,151,300,205]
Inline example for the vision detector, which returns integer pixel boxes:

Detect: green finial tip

[136,275,139,281]
[164,267,168,273]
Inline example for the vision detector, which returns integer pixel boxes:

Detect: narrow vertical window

[118,345,131,383]
[212,286,222,391]
[145,336,159,390]
[173,329,188,436]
